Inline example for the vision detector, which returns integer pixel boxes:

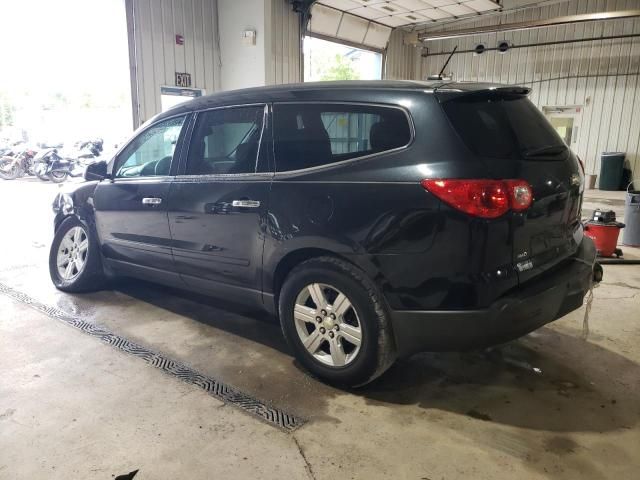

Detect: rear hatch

[438,87,584,284]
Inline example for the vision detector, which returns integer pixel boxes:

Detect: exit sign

[175,72,191,88]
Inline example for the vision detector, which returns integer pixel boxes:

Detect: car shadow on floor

[113,278,290,355]
[106,278,639,434]
[361,328,640,433]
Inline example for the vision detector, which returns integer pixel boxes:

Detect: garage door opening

[0,0,131,151]
[303,36,383,82]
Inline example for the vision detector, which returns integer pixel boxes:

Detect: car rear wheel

[279,256,396,386]
[49,216,105,292]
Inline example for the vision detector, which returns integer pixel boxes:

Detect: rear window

[442,94,564,159]
[273,103,411,172]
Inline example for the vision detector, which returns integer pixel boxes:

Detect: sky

[0,0,132,143]
[0,0,130,95]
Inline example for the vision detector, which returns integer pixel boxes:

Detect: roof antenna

[428,45,457,81]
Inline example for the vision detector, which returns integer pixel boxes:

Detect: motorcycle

[33,148,77,183]
[0,140,24,157]
[0,147,39,180]
[33,139,103,183]
[76,138,103,158]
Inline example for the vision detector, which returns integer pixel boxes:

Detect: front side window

[184,106,265,175]
[273,103,411,172]
[115,115,186,178]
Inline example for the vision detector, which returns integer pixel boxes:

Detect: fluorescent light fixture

[369,2,410,15]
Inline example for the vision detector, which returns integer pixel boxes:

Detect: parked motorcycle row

[0,139,104,183]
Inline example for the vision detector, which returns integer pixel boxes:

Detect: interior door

[167,105,271,303]
[544,106,582,148]
[94,114,188,277]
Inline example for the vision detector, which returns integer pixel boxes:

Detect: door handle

[232,199,260,208]
[142,197,162,205]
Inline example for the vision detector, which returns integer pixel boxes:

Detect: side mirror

[85,160,109,181]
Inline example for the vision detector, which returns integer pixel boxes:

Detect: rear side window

[442,95,564,159]
[273,103,411,172]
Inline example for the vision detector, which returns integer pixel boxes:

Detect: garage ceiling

[317,0,502,28]
[308,0,502,50]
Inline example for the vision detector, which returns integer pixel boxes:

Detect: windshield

[442,94,566,159]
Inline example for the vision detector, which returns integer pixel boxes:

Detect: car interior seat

[274,109,332,171]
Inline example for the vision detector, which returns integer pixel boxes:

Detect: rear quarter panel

[263,91,518,311]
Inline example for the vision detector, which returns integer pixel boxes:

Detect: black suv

[50,81,600,386]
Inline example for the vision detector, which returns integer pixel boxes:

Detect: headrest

[370,120,408,152]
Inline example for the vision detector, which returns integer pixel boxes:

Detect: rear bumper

[390,237,598,357]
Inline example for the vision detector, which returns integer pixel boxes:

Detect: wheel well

[54,214,71,233]
[272,248,351,303]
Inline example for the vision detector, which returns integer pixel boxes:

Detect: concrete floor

[1,179,639,479]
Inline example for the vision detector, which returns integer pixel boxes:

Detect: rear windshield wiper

[522,144,568,158]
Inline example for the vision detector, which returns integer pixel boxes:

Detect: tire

[49,216,105,293]
[48,171,69,183]
[33,162,50,181]
[279,256,396,387]
[0,157,21,180]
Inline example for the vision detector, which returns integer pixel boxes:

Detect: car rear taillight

[421,179,533,219]
[508,180,534,211]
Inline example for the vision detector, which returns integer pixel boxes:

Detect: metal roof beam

[415,9,640,42]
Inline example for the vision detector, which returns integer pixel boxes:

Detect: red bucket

[584,222,623,257]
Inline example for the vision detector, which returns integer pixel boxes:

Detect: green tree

[320,55,359,81]
[0,92,15,127]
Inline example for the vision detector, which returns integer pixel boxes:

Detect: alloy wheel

[293,283,362,367]
[56,226,89,281]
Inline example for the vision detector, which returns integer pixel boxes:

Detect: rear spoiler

[434,84,532,101]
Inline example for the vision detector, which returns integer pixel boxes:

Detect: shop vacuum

[583,209,640,265]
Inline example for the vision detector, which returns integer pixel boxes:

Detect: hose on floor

[597,258,640,265]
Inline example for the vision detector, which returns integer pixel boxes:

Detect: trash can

[622,186,640,246]
[599,152,625,190]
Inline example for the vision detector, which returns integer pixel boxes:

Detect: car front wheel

[279,256,396,387]
[49,216,105,292]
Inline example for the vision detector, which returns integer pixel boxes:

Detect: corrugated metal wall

[127,0,221,126]
[384,29,420,80]
[128,0,299,125]
[419,0,640,185]
[266,0,301,85]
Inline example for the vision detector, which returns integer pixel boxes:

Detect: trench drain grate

[0,282,305,431]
